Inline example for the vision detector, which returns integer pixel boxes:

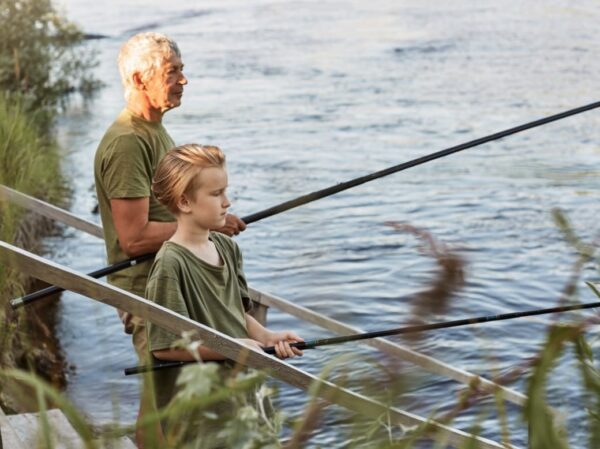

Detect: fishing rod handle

[125,343,317,375]
[124,360,188,375]
[262,341,313,354]
[10,253,156,309]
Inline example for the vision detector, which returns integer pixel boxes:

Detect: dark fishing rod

[124,299,600,375]
[10,253,155,309]
[12,100,600,310]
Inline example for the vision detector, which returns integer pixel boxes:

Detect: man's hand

[213,213,246,236]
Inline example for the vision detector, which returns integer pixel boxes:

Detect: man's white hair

[118,32,181,101]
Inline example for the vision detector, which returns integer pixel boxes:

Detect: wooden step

[1,408,136,449]
[0,406,27,449]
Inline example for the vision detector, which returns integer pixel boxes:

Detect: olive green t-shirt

[146,232,252,409]
[94,109,176,299]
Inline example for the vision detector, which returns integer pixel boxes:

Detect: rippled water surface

[48,1,600,447]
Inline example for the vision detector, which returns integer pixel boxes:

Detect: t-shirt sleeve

[101,134,152,199]
[232,240,253,313]
[146,262,191,351]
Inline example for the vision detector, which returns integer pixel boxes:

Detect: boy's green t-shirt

[94,109,176,298]
[146,232,252,409]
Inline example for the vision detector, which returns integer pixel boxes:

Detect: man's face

[144,53,187,113]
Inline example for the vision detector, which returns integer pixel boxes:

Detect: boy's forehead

[196,167,227,185]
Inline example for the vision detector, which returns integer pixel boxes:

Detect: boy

[146,144,303,427]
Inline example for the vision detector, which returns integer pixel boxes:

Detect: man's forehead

[161,54,184,68]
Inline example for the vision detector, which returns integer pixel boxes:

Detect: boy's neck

[170,222,210,247]
[169,223,222,266]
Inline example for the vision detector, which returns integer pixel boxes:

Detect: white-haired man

[94,32,245,446]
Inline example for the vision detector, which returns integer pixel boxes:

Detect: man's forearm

[120,220,177,256]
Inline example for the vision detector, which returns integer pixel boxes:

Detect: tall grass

[0,93,68,412]
[0,0,100,413]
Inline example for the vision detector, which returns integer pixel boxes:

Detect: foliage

[0,0,101,114]
[0,92,66,296]
[0,0,101,413]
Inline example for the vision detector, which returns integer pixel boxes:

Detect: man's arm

[111,197,176,257]
[111,198,247,257]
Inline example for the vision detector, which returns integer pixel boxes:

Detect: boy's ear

[176,194,192,214]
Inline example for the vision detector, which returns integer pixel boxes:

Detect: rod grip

[263,341,311,354]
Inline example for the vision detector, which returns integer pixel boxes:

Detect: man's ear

[132,72,146,91]
[176,194,191,214]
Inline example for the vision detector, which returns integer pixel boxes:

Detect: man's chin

[166,99,182,110]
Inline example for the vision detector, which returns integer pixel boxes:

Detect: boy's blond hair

[152,144,226,214]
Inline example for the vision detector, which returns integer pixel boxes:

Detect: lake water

[47,0,600,447]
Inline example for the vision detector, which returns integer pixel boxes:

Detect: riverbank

[0,95,70,411]
[0,0,100,414]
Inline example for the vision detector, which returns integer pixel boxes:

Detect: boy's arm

[152,346,226,362]
[245,314,304,359]
[152,339,264,362]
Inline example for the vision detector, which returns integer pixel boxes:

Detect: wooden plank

[0,240,512,449]
[6,409,81,449]
[250,288,527,406]
[0,406,26,449]
[4,409,136,449]
[0,184,104,239]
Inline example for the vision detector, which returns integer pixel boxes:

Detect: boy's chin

[215,217,227,229]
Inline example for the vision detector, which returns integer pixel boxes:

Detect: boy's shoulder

[210,231,242,259]
[210,231,236,248]
[151,242,188,276]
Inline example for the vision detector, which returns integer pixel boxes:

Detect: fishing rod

[124,299,600,375]
[12,100,600,310]
[10,253,155,308]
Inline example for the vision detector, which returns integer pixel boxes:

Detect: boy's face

[183,167,230,229]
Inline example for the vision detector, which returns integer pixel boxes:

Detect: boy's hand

[264,331,304,359]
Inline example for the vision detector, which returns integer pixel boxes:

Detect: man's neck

[126,96,163,122]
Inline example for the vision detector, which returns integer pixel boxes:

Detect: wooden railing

[0,183,526,447]
[0,183,527,406]
[0,185,103,239]
[0,240,509,449]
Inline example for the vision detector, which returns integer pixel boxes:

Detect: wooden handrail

[249,288,527,406]
[0,183,527,406]
[0,185,103,239]
[0,240,510,449]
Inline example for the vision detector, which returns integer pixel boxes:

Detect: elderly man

[94,32,245,446]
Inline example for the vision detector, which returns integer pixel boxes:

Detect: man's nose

[179,74,188,85]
